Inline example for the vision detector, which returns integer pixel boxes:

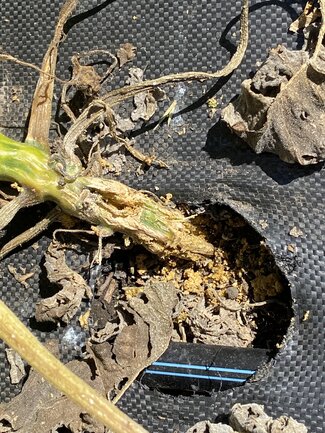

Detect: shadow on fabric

[203,119,324,185]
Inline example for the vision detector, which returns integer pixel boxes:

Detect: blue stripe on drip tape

[144,369,247,383]
[152,361,255,375]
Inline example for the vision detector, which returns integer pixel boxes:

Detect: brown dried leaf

[89,281,177,401]
[222,45,325,165]
[289,1,321,33]
[230,403,271,432]
[116,42,137,68]
[5,349,25,385]
[35,241,92,324]
[174,296,255,347]
[229,403,308,433]
[7,266,34,288]
[90,319,124,344]
[186,404,308,433]
[70,54,102,94]
[186,421,235,433]
[0,355,106,433]
[65,50,119,100]
[114,112,136,133]
[269,416,308,433]
[127,68,166,122]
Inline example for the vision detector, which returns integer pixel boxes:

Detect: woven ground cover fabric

[0,0,324,432]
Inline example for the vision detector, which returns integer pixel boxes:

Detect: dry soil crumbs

[92,206,293,350]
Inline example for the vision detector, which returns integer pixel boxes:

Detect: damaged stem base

[0,132,214,261]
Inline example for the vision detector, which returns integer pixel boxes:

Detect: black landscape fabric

[0,1,324,432]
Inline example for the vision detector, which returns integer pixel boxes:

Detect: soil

[89,204,293,351]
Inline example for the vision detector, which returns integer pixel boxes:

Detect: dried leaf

[116,43,137,67]
[89,281,177,401]
[127,68,166,122]
[114,112,136,133]
[269,416,308,433]
[222,45,325,165]
[289,1,321,33]
[230,403,271,432]
[35,241,92,324]
[229,404,308,433]
[186,404,308,433]
[186,421,235,433]
[0,355,106,433]
[7,266,34,288]
[174,296,255,347]
[69,54,102,94]
[90,319,123,344]
[5,349,25,385]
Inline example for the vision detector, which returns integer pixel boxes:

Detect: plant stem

[25,0,79,150]
[0,300,149,433]
[0,132,214,260]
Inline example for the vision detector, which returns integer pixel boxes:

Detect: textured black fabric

[0,1,324,432]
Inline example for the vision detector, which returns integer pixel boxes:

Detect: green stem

[0,300,149,433]
[0,133,60,196]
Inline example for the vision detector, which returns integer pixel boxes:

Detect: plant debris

[289,0,321,33]
[127,67,166,122]
[88,280,178,402]
[35,240,92,324]
[5,348,25,385]
[7,265,34,288]
[289,226,304,238]
[77,207,293,355]
[0,343,106,433]
[0,0,310,431]
[116,43,137,68]
[222,44,325,164]
[186,403,308,433]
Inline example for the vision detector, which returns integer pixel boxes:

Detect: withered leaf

[89,281,177,401]
[222,45,325,165]
[269,416,308,433]
[127,67,165,122]
[35,241,92,324]
[229,403,308,433]
[0,355,106,433]
[116,42,137,68]
[5,349,25,385]
[230,403,271,432]
[7,265,33,288]
[186,421,236,433]
[114,112,136,133]
[174,295,255,347]
[186,404,308,433]
[186,422,235,433]
[289,1,321,33]
[70,54,102,94]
